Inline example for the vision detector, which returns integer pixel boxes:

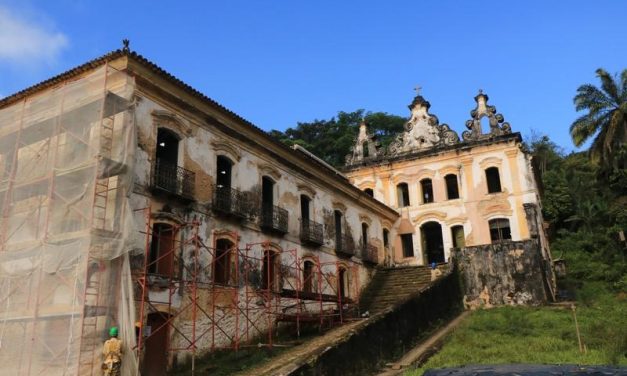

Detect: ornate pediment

[387,94,459,156]
[462,90,511,141]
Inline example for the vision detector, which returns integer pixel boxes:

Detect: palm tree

[570,68,627,169]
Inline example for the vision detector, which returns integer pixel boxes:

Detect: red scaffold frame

[134,211,362,372]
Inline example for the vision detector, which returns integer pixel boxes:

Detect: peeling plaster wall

[454,239,549,307]
[129,91,397,357]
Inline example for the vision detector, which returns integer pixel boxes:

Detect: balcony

[151,159,195,201]
[336,234,355,257]
[300,219,324,246]
[361,243,379,265]
[212,186,248,219]
[260,204,288,234]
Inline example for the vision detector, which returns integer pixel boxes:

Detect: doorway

[421,221,445,264]
[143,312,170,376]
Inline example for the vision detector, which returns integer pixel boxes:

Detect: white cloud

[0,6,68,64]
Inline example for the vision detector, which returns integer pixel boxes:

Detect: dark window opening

[338,268,348,299]
[451,225,465,249]
[262,176,275,209]
[420,179,433,203]
[401,234,414,258]
[261,249,278,291]
[364,188,374,197]
[334,210,343,249]
[489,218,511,243]
[216,156,233,190]
[362,142,369,158]
[214,239,233,285]
[485,167,502,193]
[300,195,310,221]
[383,229,390,248]
[303,260,314,293]
[149,223,175,275]
[361,223,369,247]
[445,174,460,200]
[421,221,445,264]
[156,128,179,165]
[397,183,410,207]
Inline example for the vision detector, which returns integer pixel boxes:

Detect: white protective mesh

[0,65,140,375]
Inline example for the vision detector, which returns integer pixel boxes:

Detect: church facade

[344,91,550,268]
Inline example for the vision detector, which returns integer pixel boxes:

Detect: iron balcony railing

[212,185,248,218]
[361,243,379,264]
[152,159,195,200]
[260,204,289,234]
[336,233,355,257]
[300,219,324,246]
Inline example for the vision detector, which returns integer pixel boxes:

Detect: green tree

[570,68,627,170]
[269,110,405,167]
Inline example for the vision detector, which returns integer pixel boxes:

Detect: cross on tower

[414,85,422,95]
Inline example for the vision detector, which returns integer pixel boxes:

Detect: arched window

[361,223,369,248]
[154,129,181,193]
[149,223,176,275]
[338,267,349,299]
[396,183,410,207]
[216,156,233,190]
[303,260,315,293]
[485,167,502,193]
[334,210,343,250]
[489,218,511,242]
[214,238,233,285]
[383,229,390,249]
[364,188,374,197]
[156,128,179,166]
[445,174,460,200]
[420,179,433,203]
[261,247,280,292]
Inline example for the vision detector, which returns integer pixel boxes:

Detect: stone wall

[454,239,551,307]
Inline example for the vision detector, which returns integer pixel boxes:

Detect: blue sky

[1,1,625,150]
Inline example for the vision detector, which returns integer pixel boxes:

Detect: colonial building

[0,47,553,376]
[344,90,550,267]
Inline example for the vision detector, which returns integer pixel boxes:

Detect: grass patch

[405,293,627,375]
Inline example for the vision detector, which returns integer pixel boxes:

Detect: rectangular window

[485,167,502,193]
[397,183,410,207]
[401,234,414,257]
[420,179,434,203]
[489,218,511,242]
[445,174,460,200]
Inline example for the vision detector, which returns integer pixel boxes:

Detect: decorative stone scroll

[462,90,511,141]
[387,95,459,156]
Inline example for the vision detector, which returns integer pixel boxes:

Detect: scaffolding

[0,61,363,376]
[135,215,361,372]
[0,64,139,375]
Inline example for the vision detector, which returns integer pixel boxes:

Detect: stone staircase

[360,266,435,315]
[235,265,450,376]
